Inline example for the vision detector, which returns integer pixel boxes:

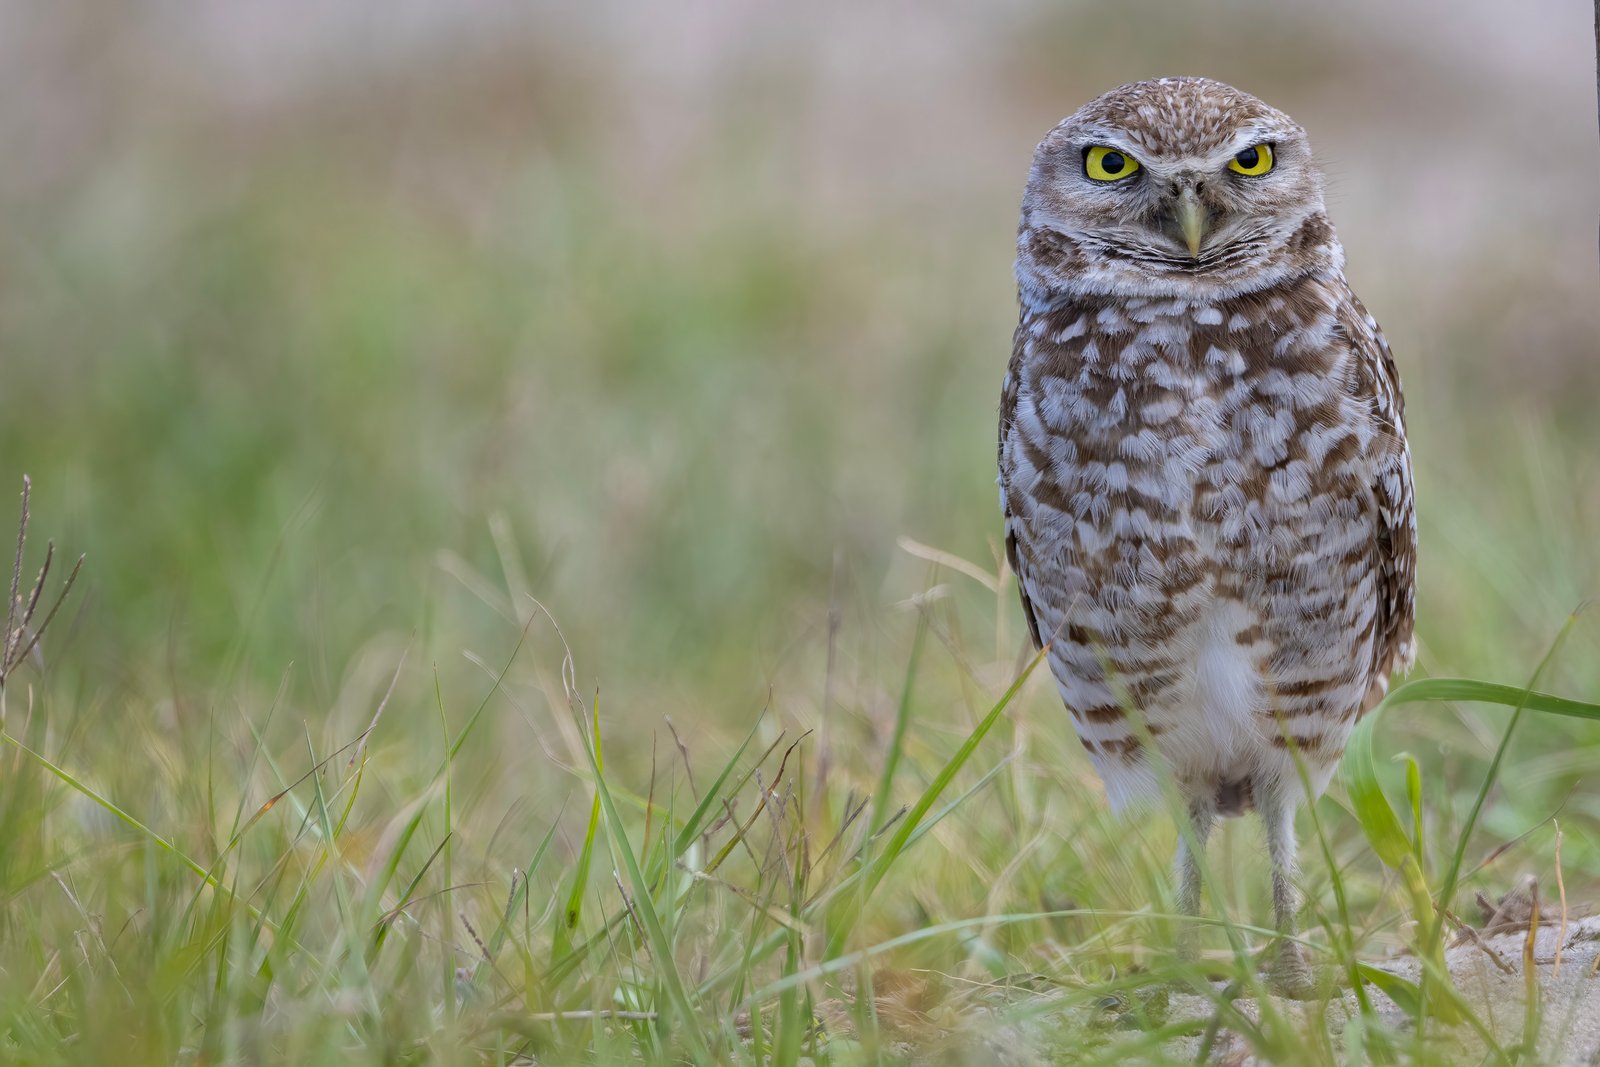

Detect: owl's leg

[1256,782,1316,998]
[1173,798,1216,960]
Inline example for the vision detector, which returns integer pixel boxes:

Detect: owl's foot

[1267,941,1319,1000]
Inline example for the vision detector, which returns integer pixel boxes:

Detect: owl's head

[1017,77,1341,300]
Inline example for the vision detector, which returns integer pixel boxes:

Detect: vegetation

[0,5,1596,1063]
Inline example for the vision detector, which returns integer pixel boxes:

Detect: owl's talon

[1268,942,1320,1000]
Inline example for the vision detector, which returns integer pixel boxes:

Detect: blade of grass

[1423,618,1586,960]
[823,643,1048,957]
[1354,963,1422,1018]
[2,730,280,934]
[581,702,714,1066]
[1380,676,1600,721]
[471,818,563,986]
[868,606,927,837]
[702,750,1013,1000]
[548,718,775,987]
[553,695,604,965]
[672,713,763,860]
[743,908,1301,1011]
[366,798,448,957]
[865,644,1047,896]
[436,664,458,1016]
[1345,614,1596,1032]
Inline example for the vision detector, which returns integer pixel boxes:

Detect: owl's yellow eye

[1084,145,1141,182]
[1227,143,1275,176]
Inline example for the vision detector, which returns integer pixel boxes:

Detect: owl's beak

[1175,186,1207,258]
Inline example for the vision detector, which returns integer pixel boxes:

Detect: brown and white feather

[998,77,1415,813]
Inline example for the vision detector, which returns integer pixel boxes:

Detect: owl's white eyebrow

[1075,137,1143,158]
[1224,130,1276,153]
[1073,126,1137,146]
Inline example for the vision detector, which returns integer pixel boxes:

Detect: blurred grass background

[1,1,1598,1061]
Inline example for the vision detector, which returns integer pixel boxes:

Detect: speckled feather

[998,78,1415,815]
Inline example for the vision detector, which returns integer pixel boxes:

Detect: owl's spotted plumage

[997,77,1415,993]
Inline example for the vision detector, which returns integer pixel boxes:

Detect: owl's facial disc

[1018,79,1336,297]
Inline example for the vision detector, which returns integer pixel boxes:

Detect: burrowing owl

[997,77,1415,993]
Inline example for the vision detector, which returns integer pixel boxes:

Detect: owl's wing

[1006,523,1045,651]
[1337,293,1417,711]
[999,323,1045,651]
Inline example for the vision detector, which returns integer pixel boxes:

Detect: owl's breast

[1008,286,1365,557]
[999,284,1380,758]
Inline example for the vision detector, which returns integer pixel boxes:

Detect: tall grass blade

[471,818,562,986]
[823,643,1047,957]
[3,731,277,932]
[581,700,714,1065]
[1344,619,1597,1028]
[553,695,604,965]
[869,608,926,837]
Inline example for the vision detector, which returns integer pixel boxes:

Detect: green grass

[3,474,1598,1063]
[0,13,1598,1059]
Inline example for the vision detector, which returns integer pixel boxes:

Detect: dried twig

[1442,907,1517,975]
[811,791,869,874]
[3,554,83,680]
[684,867,813,936]
[611,872,651,963]
[718,795,765,873]
[1523,879,1541,1042]
[757,772,795,887]
[1474,877,1545,937]
[461,913,492,963]
[702,730,786,839]
[663,716,699,803]
[643,731,658,853]
[1554,821,1569,977]
[4,476,28,668]
[1,477,85,695]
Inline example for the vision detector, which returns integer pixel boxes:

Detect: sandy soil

[954,910,1600,1065]
[1156,916,1600,1065]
